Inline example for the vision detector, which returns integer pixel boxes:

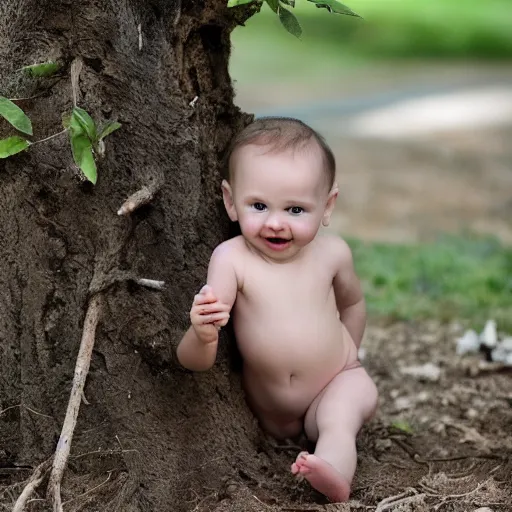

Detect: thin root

[47,294,102,512]
[134,278,165,290]
[117,186,155,215]
[375,488,425,512]
[13,458,53,512]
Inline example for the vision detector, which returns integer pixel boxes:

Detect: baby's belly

[234,316,357,418]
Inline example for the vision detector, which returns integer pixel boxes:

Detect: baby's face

[223,144,337,262]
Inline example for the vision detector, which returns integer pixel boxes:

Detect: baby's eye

[288,206,304,215]
[252,202,267,211]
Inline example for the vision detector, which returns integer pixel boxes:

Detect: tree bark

[0,1,256,510]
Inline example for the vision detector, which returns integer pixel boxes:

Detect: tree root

[12,458,53,512]
[45,294,102,512]
[117,185,156,215]
[134,278,166,290]
[375,488,425,512]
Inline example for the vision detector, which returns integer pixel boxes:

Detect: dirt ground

[327,127,512,244]
[3,96,511,511]
[191,320,512,512]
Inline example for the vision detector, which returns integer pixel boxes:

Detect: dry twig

[375,488,425,512]
[47,294,102,512]
[117,186,156,215]
[12,458,52,512]
[134,278,166,290]
[70,57,83,107]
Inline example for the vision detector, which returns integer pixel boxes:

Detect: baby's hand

[190,285,230,344]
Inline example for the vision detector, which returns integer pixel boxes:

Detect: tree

[0,1,261,510]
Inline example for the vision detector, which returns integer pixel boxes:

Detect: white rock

[491,341,512,364]
[417,391,430,402]
[499,336,512,351]
[480,320,497,348]
[358,347,366,361]
[465,408,478,419]
[491,346,507,363]
[400,362,441,382]
[456,329,480,355]
[394,396,413,411]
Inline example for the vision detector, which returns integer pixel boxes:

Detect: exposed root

[46,294,102,512]
[117,185,157,215]
[134,278,166,290]
[375,488,425,512]
[12,458,52,512]
[62,471,112,506]
[70,57,83,107]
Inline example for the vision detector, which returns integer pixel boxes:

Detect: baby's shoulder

[314,234,352,259]
[210,236,246,262]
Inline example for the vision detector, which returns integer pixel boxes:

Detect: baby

[177,117,378,502]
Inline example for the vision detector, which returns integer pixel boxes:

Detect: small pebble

[465,408,478,419]
[394,396,413,411]
[456,329,480,355]
[400,362,441,382]
[480,319,497,348]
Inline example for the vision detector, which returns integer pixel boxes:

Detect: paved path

[253,81,512,139]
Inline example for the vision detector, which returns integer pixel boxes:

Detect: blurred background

[229,0,512,329]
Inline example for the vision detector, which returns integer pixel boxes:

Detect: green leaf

[391,420,414,434]
[0,96,33,135]
[307,0,361,17]
[265,0,279,13]
[72,107,97,142]
[0,136,30,158]
[227,0,255,6]
[280,0,295,6]
[278,6,302,37]
[70,133,97,184]
[98,121,121,141]
[62,112,83,136]
[22,61,61,77]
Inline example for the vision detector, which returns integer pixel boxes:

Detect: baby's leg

[292,366,378,502]
[258,414,303,440]
[243,384,303,440]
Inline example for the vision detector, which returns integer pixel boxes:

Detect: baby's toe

[291,451,310,475]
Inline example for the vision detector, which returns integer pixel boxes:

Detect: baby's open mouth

[266,237,290,245]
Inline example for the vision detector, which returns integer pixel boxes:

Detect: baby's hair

[226,117,335,188]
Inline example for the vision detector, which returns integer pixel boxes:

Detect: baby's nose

[264,212,284,230]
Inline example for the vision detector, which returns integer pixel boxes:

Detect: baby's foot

[291,452,350,503]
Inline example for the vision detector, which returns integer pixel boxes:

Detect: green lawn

[349,235,512,330]
[231,0,512,65]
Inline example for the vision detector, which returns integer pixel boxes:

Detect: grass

[348,234,512,331]
[231,0,512,68]
[297,0,512,58]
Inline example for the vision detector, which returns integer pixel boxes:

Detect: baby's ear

[221,180,238,222]
[322,184,338,227]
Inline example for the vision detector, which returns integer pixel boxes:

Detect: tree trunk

[0,1,258,510]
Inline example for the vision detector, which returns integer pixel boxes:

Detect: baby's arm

[331,238,366,349]
[176,242,238,371]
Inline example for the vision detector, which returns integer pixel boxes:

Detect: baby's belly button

[268,374,318,406]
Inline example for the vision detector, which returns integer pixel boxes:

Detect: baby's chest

[242,265,335,306]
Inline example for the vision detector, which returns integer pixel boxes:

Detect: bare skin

[177,143,378,502]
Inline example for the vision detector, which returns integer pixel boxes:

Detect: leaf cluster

[0,96,32,157]
[63,108,120,184]
[227,0,360,37]
[0,61,120,184]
